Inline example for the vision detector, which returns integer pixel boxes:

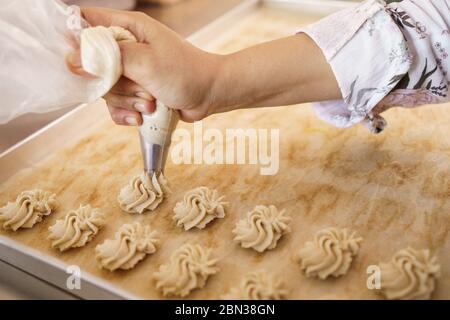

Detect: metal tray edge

[0,235,139,300]
[0,0,356,300]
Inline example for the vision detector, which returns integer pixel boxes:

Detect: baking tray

[0,0,355,300]
[0,0,355,183]
[1,0,449,300]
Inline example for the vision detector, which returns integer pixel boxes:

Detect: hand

[67,8,341,127]
[67,7,221,125]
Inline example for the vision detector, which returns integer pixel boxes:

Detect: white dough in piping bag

[81,26,177,146]
[80,26,137,101]
[0,1,136,123]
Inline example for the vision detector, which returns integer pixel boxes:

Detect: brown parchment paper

[0,6,449,299]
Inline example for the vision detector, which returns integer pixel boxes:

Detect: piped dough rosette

[233,205,291,253]
[379,247,440,300]
[222,271,288,300]
[0,189,57,231]
[118,172,171,214]
[95,222,159,271]
[173,186,227,230]
[48,204,105,252]
[154,244,219,297]
[297,227,363,279]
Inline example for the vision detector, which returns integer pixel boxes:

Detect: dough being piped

[173,186,227,230]
[0,190,57,231]
[221,271,288,300]
[379,247,440,300]
[95,222,159,271]
[48,204,105,252]
[118,172,171,214]
[297,227,362,279]
[80,26,136,100]
[81,26,176,147]
[233,205,291,253]
[154,244,219,297]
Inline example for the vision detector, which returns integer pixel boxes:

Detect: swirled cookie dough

[233,205,291,253]
[297,227,362,279]
[154,244,219,297]
[0,190,57,231]
[222,271,288,300]
[173,186,227,230]
[48,205,105,252]
[95,222,159,271]
[379,247,440,300]
[118,172,171,214]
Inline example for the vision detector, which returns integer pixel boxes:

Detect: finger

[66,50,97,78]
[107,104,143,126]
[178,109,207,123]
[104,92,156,114]
[81,7,154,43]
[118,42,156,87]
[111,77,155,101]
[64,31,80,50]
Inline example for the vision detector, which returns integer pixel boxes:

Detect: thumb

[66,49,97,78]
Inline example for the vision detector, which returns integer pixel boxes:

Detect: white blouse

[298,0,449,133]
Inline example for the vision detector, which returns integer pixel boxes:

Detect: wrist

[207,51,260,115]
[205,53,233,116]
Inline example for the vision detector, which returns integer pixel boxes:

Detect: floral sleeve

[297,0,449,133]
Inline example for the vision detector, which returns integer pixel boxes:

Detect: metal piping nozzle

[139,103,179,176]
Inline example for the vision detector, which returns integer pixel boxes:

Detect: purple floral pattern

[377,89,441,110]
[301,0,449,133]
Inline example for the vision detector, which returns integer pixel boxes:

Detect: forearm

[210,34,341,114]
